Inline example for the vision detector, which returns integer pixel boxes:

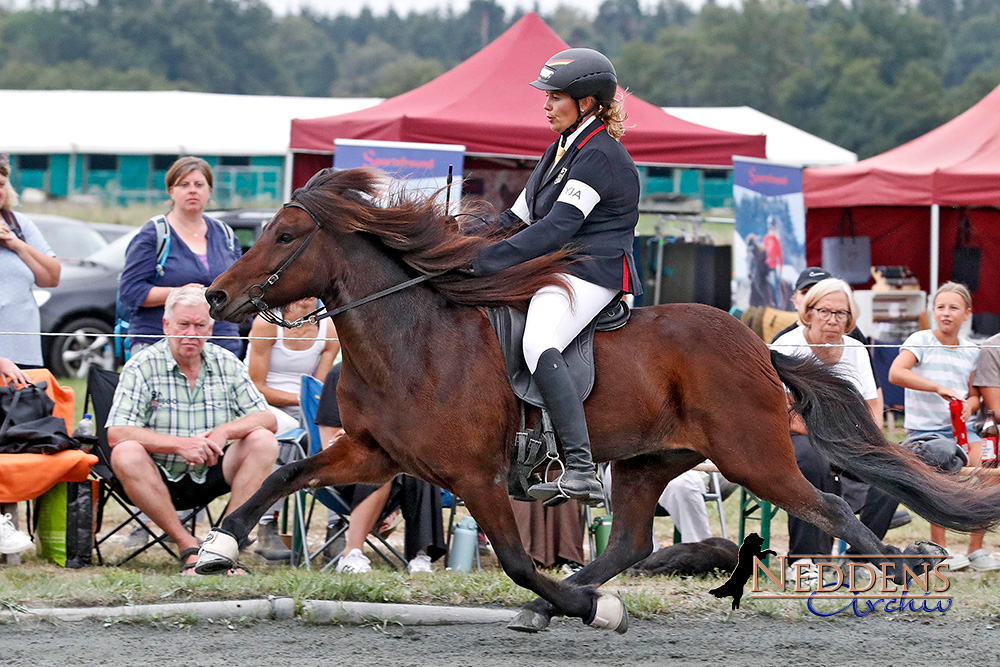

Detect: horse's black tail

[771,350,1000,532]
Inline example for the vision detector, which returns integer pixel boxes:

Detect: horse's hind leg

[196,433,398,573]
[729,445,890,560]
[458,483,627,633]
[510,451,703,633]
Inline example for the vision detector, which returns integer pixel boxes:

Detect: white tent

[663,106,857,167]
[0,90,382,156]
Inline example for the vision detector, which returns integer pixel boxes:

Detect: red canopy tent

[289,12,765,188]
[802,83,1000,315]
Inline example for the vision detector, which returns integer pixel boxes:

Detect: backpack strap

[152,214,171,281]
[205,215,237,254]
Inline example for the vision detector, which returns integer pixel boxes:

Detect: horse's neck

[325,240,467,381]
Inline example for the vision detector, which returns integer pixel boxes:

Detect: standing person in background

[0,158,60,368]
[118,156,242,357]
[889,282,999,572]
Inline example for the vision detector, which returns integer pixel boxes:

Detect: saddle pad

[487,301,629,409]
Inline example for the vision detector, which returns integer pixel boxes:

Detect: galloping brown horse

[201,168,1000,633]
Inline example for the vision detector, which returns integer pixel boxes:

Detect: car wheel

[50,317,116,378]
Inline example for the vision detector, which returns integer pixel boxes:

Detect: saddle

[487,299,630,408]
[487,298,631,500]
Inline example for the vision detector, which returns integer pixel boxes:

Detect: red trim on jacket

[577,124,606,150]
[622,255,629,291]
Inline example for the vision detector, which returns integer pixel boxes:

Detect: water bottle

[590,515,613,557]
[982,410,998,468]
[447,517,478,572]
[74,413,95,438]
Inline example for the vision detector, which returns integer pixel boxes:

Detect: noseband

[247,200,445,329]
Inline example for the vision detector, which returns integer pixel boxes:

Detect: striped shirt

[900,329,979,432]
[107,339,269,483]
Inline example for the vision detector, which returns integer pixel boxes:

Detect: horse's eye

[277,233,293,244]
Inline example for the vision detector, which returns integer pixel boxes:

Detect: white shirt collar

[559,115,598,152]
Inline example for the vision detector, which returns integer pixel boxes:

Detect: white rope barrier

[0,329,996,349]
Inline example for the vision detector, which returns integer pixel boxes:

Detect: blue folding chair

[293,374,407,571]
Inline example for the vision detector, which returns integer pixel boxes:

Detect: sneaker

[968,549,1000,572]
[786,559,819,586]
[407,553,433,574]
[941,548,970,571]
[335,548,372,574]
[560,561,584,576]
[0,513,32,554]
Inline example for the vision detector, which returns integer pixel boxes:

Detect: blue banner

[733,159,806,311]
[733,161,803,197]
[334,139,464,213]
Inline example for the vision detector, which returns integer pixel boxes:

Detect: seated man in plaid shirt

[107,286,278,573]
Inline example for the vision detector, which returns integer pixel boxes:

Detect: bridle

[246,200,445,329]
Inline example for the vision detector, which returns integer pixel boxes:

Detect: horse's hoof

[507,608,550,633]
[194,529,240,575]
[587,594,629,634]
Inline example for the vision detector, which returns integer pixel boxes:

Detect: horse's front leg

[195,433,398,574]
[458,482,629,634]
[509,452,697,632]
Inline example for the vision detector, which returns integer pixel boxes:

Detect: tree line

[1,0,998,159]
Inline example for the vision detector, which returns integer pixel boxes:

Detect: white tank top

[247,319,328,394]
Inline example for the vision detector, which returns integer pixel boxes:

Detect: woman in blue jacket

[471,48,642,505]
[119,157,242,356]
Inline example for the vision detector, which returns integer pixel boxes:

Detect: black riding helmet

[531,48,617,137]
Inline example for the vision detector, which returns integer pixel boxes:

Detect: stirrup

[527,472,604,507]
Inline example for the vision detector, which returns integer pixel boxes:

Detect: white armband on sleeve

[511,189,529,223]
[556,179,601,217]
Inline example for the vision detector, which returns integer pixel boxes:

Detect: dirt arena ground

[6,612,998,667]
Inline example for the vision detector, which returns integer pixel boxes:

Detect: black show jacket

[472,121,643,296]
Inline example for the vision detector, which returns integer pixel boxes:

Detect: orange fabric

[0,450,97,503]
[23,368,76,433]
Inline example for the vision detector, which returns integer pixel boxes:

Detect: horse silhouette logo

[709,533,775,610]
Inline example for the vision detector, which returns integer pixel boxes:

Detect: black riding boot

[527,348,604,506]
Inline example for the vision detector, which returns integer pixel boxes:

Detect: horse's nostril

[205,289,228,309]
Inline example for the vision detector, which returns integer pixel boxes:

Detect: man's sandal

[178,547,201,574]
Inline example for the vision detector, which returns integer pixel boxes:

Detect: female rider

[470,48,642,505]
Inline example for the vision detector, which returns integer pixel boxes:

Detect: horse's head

[206,168,379,323]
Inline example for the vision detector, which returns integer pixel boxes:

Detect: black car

[35,210,272,377]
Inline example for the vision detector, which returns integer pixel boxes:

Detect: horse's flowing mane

[293,168,573,308]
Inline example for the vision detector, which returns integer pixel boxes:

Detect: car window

[86,228,139,270]
[33,218,108,259]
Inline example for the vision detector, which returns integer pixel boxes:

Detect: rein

[248,200,445,329]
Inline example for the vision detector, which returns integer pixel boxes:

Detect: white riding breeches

[522,273,619,373]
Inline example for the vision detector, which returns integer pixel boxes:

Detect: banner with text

[333,139,465,214]
[732,158,806,311]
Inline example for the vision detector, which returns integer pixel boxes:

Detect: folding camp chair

[293,374,408,571]
[85,366,223,566]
